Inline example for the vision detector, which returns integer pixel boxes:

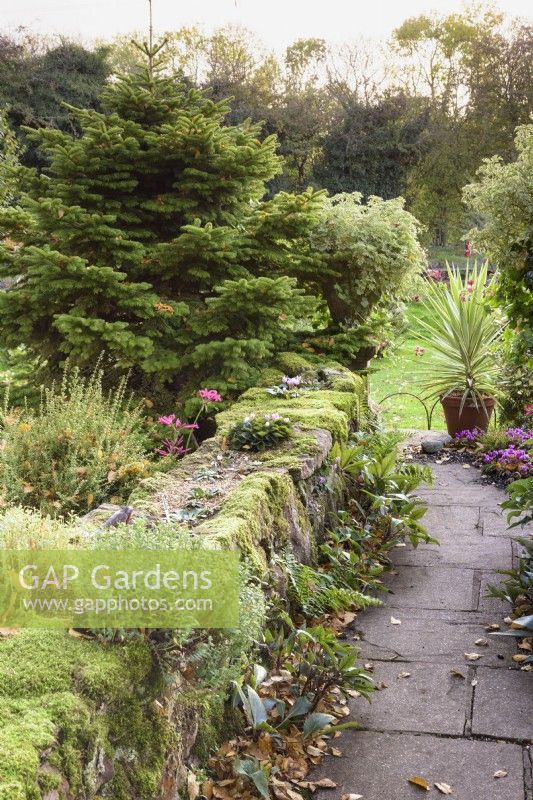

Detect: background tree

[0,31,110,166]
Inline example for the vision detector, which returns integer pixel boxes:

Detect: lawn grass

[429,244,470,269]
[369,302,447,431]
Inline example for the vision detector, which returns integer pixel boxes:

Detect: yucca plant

[417,262,503,416]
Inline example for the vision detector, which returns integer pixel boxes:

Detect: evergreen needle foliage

[0,41,323,395]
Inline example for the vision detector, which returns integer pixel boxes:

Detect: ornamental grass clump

[228,413,292,451]
[0,367,149,516]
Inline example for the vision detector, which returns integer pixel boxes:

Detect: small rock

[421,432,452,454]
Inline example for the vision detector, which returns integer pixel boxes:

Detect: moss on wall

[0,630,168,799]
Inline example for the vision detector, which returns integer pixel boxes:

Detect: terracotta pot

[441,393,496,437]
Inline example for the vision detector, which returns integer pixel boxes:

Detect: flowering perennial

[482,445,533,476]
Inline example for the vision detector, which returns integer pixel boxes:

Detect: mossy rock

[0,630,168,799]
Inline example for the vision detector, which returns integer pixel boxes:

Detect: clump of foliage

[488,477,533,619]
[301,193,425,368]
[282,432,434,620]
[228,413,293,451]
[0,367,150,515]
[0,41,323,395]
[464,125,533,416]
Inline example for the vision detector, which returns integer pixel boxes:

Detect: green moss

[0,631,168,799]
[197,471,294,573]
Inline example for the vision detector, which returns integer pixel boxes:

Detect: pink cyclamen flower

[415,346,425,357]
[524,403,533,417]
[198,388,223,403]
[158,414,176,426]
[464,241,472,257]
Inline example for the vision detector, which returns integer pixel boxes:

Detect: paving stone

[383,565,475,611]
[477,570,513,613]
[472,667,533,741]
[393,535,512,568]
[421,504,481,543]
[354,607,517,667]
[352,661,468,735]
[316,731,525,800]
[417,463,503,507]
[482,508,533,538]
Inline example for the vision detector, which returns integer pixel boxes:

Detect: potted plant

[417,262,502,436]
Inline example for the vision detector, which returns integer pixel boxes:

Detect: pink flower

[464,241,472,257]
[198,388,223,403]
[158,414,176,426]
[415,346,425,357]
[524,403,533,417]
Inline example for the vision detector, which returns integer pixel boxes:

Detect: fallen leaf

[462,464,471,469]
[364,663,374,671]
[330,747,342,757]
[397,672,411,679]
[464,652,482,661]
[485,623,500,631]
[504,616,513,625]
[512,654,528,662]
[435,782,453,795]
[187,771,200,800]
[408,776,430,791]
[474,638,489,647]
[450,669,465,679]
[390,616,402,625]
[312,778,337,789]
[518,640,532,651]
[493,770,508,779]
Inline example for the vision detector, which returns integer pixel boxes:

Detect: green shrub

[227,413,293,452]
[0,367,150,516]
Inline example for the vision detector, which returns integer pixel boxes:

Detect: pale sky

[0,0,531,49]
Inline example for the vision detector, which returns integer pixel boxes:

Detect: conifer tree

[0,42,323,393]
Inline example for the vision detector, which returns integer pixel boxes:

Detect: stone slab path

[317,462,533,800]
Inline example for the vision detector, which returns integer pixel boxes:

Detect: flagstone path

[317,462,533,800]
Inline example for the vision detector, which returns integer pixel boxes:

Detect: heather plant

[228,413,292,451]
[0,367,150,516]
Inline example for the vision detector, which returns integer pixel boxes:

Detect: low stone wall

[0,355,367,799]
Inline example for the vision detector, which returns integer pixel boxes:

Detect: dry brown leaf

[464,652,482,661]
[397,671,411,679]
[330,747,342,757]
[408,776,430,791]
[485,623,500,631]
[450,669,465,679]
[390,616,402,625]
[518,640,532,651]
[435,782,453,795]
[504,616,513,624]
[493,770,508,779]
[312,778,337,789]
[187,771,200,800]
[474,638,489,647]
[345,689,361,698]
[306,746,323,758]
[512,653,528,662]
[201,780,214,800]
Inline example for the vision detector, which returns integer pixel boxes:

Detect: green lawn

[369,303,447,431]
